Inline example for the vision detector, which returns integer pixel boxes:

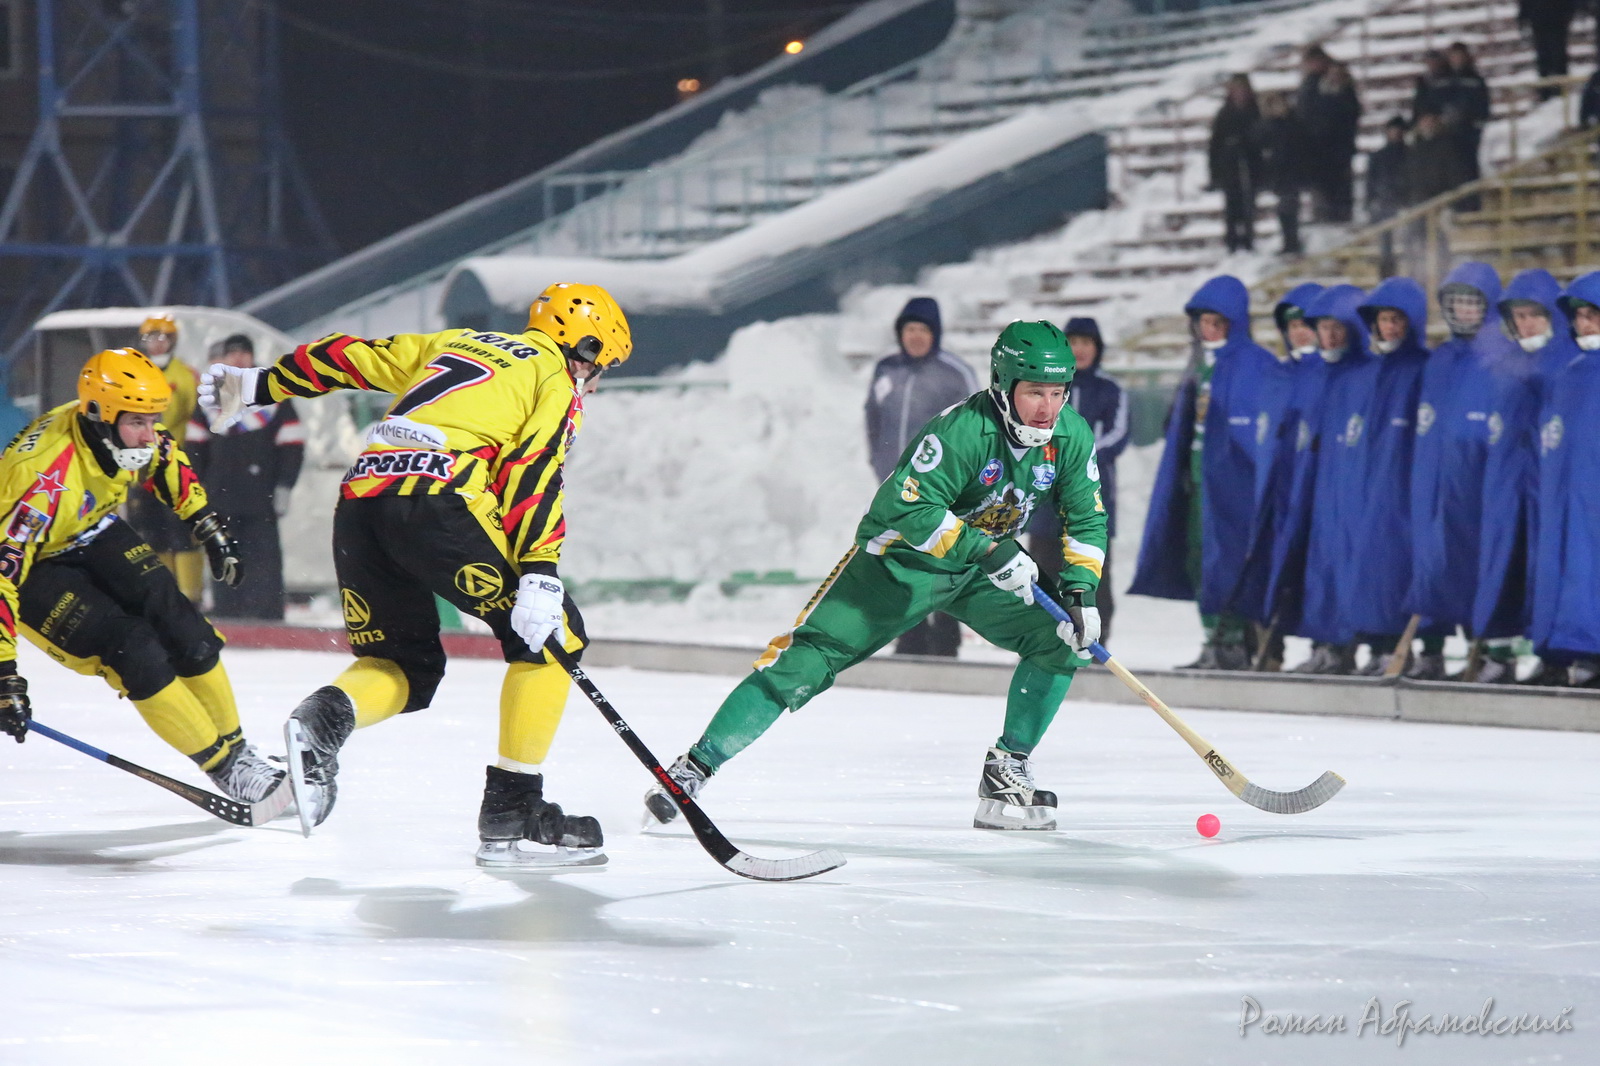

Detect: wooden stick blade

[1237,771,1347,814]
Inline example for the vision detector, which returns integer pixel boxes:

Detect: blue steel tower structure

[0,0,334,357]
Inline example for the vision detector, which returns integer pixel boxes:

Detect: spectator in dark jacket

[1411,50,1453,125]
[1304,61,1363,222]
[1367,116,1411,276]
[1407,109,1469,204]
[1255,91,1306,255]
[1580,65,1600,127]
[1402,110,1469,276]
[1028,317,1129,643]
[864,297,978,656]
[187,334,305,620]
[1520,0,1579,97]
[1444,43,1491,191]
[1209,74,1261,253]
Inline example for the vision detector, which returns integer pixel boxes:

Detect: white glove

[510,573,566,651]
[1057,600,1102,653]
[273,485,292,518]
[980,541,1038,605]
[198,363,264,431]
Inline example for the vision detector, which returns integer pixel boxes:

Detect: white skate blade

[283,718,314,838]
[475,840,609,869]
[248,775,296,826]
[973,797,1057,831]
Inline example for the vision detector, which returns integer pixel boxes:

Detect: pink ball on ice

[1196,813,1221,838]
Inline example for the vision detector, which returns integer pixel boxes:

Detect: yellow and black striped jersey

[0,402,208,660]
[257,329,581,569]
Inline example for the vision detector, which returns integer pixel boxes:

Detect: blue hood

[1185,275,1251,338]
[894,296,943,354]
[1358,276,1429,350]
[1305,284,1369,358]
[1440,260,1501,305]
[1498,268,1567,340]
[1274,283,1325,342]
[1556,269,1600,325]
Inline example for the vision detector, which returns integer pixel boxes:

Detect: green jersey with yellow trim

[855,391,1108,593]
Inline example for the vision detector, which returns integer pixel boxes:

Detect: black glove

[0,664,30,744]
[190,510,244,587]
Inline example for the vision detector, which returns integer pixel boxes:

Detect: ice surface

[3,646,1595,1065]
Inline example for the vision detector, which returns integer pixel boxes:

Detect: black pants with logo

[19,519,223,700]
[332,494,586,712]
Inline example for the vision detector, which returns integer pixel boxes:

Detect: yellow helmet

[139,313,178,337]
[526,283,633,369]
[78,348,172,424]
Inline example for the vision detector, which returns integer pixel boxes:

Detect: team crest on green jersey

[960,484,1036,538]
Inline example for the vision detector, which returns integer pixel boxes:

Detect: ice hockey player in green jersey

[645,321,1108,831]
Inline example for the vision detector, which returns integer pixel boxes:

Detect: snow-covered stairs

[920,0,1593,380]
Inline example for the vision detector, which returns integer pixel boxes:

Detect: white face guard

[1577,334,1600,351]
[991,383,1058,448]
[109,443,155,470]
[1439,288,1487,337]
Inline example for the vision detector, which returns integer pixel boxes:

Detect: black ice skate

[642,753,710,828]
[207,741,287,804]
[974,746,1057,831]
[283,685,354,836]
[475,765,606,868]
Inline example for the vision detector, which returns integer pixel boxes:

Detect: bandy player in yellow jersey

[0,349,277,805]
[200,284,631,866]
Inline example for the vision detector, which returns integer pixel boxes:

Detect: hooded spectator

[1291,284,1371,673]
[1406,264,1505,680]
[1255,91,1307,255]
[1030,317,1128,643]
[1209,74,1261,253]
[1346,278,1434,675]
[1473,270,1567,683]
[1545,272,1600,686]
[864,296,978,656]
[1230,283,1324,664]
[1130,276,1275,669]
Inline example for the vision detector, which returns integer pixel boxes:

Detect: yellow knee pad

[498,661,571,768]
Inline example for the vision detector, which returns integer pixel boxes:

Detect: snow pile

[562,316,879,584]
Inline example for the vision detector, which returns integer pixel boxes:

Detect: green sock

[688,673,787,773]
[998,660,1073,756]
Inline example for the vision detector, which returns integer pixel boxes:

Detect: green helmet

[989,320,1075,447]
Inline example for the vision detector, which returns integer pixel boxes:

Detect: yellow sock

[498,661,571,767]
[179,660,240,738]
[333,657,410,729]
[133,680,227,769]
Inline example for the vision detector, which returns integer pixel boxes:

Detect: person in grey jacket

[863,296,979,656]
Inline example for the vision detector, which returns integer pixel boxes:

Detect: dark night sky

[277,0,865,256]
